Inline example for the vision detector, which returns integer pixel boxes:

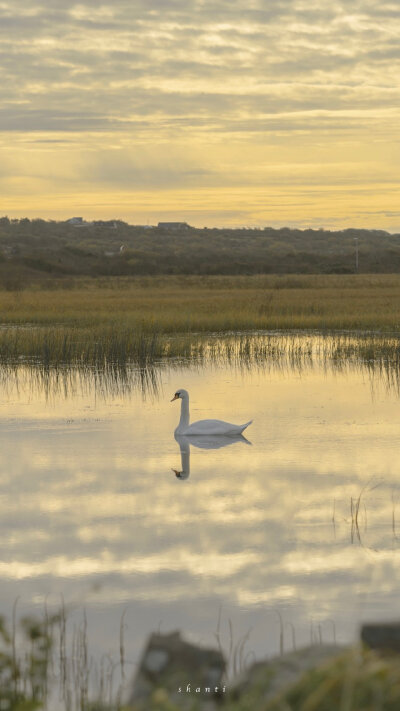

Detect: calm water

[2,342,400,690]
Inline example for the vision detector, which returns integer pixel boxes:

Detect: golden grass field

[2,274,400,332]
[2,274,400,365]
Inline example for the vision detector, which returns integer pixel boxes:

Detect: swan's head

[172,468,189,480]
[171,388,189,402]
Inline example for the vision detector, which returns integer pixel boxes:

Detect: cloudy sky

[0,0,399,228]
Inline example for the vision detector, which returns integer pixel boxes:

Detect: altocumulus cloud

[1,0,399,132]
[0,0,399,225]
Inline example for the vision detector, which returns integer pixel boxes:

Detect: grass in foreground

[2,602,400,711]
[122,648,400,711]
[231,648,400,711]
[4,608,400,711]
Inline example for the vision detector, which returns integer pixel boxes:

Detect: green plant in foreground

[235,649,400,711]
[0,612,52,710]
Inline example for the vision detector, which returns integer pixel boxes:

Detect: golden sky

[0,0,399,229]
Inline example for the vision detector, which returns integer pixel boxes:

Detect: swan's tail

[239,420,253,433]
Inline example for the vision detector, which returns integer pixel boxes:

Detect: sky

[0,0,399,229]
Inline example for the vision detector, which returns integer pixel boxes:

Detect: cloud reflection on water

[1,342,400,664]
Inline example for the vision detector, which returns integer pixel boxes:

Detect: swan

[171,389,252,436]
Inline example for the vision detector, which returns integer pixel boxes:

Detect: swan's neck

[178,397,190,430]
[180,440,190,477]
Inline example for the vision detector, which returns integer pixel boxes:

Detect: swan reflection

[172,433,251,480]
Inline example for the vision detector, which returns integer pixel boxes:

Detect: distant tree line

[0,216,399,284]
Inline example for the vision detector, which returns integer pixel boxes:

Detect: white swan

[171,389,252,436]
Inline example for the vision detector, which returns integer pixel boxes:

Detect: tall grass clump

[3,331,400,399]
[0,326,168,368]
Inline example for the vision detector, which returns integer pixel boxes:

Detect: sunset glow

[0,0,399,228]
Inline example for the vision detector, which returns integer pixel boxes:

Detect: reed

[3,332,400,403]
[0,328,398,368]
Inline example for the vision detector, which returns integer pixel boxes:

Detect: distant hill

[0,217,399,283]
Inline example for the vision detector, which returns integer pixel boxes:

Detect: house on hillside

[93,220,118,229]
[104,244,125,257]
[2,244,20,258]
[157,222,191,231]
[67,217,118,228]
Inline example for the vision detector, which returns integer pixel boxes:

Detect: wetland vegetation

[3,220,400,711]
[2,274,400,370]
[2,215,400,369]
[3,274,400,331]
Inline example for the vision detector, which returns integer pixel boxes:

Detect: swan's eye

[175,392,180,397]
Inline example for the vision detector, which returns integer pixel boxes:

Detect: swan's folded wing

[186,418,250,435]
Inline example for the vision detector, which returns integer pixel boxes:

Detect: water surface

[1,339,400,692]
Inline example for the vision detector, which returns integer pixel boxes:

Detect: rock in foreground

[361,622,400,652]
[129,631,226,710]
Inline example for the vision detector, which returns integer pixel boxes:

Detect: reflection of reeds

[328,478,400,550]
[119,609,127,683]
[350,496,362,545]
[3,327,400,369]
[3,331,400,399]
[349,480,381,546]
[392,492,398,541]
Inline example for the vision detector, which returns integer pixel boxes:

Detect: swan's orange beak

[171,394,179,401]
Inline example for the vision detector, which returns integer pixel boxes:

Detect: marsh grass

[3,274,400,334]
[2,275,400,383]
[0,324,399,368]
[2,331,400,400]
[2,274,400,378]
